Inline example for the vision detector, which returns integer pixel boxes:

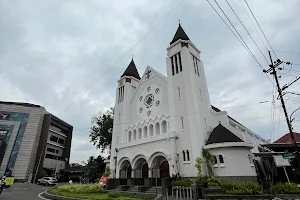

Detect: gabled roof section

[274,132,300,143]
[170,23,190,45]
[121,59,141,80]
[206,123,244,145]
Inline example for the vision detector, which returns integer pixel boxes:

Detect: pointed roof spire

[121,58,141,80]
[170,23,190,45]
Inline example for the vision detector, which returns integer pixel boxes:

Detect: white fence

[166,186,195,200]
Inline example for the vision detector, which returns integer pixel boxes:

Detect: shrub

[220,180,263,195]
[171,179,193,187]
[271,182,300,194]
[207,176,222,186]
[108,192,122,198]
[56,183,104,194]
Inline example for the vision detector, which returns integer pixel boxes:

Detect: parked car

[37,177,57,186]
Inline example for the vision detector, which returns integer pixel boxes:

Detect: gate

[166,186,195,200]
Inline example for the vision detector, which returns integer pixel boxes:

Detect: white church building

[109,24,269,182]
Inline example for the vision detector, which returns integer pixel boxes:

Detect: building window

[178,52,182,72]
[192,54,200,76]
[58,138,65,146]
[162,120,167,133]
[204,118,207,131]
[155,122,160,135]
[133,129,137,140]
[118,86,125,103]
[180,116,184,129]
[219,155,224,164]
[182,151,186,162]
[47,148,56,153]
[171,57,175,76]
[50,135,58,143]
[175,54,179,74]
[178,87,181,99]
[56,150,59,154]
[138,128,142,139]
[193,56,197,75]
[186,150,190,162]
[213,155,217,164]
[128,131,132,142]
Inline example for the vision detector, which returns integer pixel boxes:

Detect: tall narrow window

[178,53,182,72]
[175,54,179,74]
[181,116,184,129]
[213,155,217,164]
[171,57,175,75]
[219,155,224,164]
[182,151,186,162]
[186,150,190,161]
[193,56,197,74]
[178,87,181,99]
[204,118,207,131]
[118,88,121,103]
[199,89,203,101]
[195,59,200,76]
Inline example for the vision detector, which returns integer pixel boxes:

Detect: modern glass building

[0,101,73,182]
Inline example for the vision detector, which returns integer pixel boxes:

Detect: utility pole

[264,50,300,172]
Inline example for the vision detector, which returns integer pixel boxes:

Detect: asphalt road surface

[0,183,50,200]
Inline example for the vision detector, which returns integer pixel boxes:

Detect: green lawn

[48,188,147,200]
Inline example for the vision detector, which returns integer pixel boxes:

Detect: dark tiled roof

[206,123,244,145]
[273,132,300,143]
[170,24,190,45]
[0,101,41,108]
[121,59,141,80]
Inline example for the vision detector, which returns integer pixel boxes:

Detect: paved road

[0,183,50,200]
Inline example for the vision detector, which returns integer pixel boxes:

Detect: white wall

[208,147,256,177]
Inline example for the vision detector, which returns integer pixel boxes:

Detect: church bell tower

[166,23,212,176]
[110,59,140,177]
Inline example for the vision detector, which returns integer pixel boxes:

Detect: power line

[220,100,270,109]
[207,0,274,86]
[61,0,186,112]
[239,0,269,52]
[274,51,300,55]
[225,0,268,62]
[244,0,278,59]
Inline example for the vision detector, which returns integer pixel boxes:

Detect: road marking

[38,192,51,200]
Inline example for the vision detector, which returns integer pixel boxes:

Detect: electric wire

[244,0,278,59]
[61,0,186,112]
[225,0,268,62]
[207,0,275,86]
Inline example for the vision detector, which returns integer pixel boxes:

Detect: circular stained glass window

[144,94,154,108]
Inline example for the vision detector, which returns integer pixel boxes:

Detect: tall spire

[170,23,190,45]
[121,59,141,80]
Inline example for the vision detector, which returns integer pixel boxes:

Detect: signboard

[283,153,295,159]
[4,177,15,185]
[100,175,110,185]
[0,130,8,136]
[0,113,10,120]
[273,155,290,167]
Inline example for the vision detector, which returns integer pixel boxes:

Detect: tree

[83,155,106,182]
[90,108,114,153]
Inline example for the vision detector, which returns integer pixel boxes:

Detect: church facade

[109,24,269,181]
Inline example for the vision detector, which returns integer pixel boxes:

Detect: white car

[37,177,57,186]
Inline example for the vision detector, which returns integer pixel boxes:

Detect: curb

[42,189,160,200]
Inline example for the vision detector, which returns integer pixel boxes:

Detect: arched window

[149,124,154,136]
[182,150,186,162]
[162,120,167,133]
[128,131,132,142]
[138,128,142,139]
[133,129,137,140]
[143,126,148,138]
[155,122,160,135]
[219,155,224,164]
[186,150,190,161]
[213,155,217,164]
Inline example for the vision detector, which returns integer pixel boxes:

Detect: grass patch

[48,188,150,200]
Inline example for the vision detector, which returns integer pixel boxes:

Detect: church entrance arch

[151,155,170,178]
[133,158,149,178]
[119,160,132,178]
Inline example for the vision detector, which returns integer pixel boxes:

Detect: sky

[0,0,300,164]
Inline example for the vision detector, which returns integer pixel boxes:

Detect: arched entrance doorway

[151,155,170,186]
[142,163,149,178]
[119,160,132,178]
[159,160,170,178]
[134,158,148,185]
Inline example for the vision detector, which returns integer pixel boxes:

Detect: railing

[166,186,195,200]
